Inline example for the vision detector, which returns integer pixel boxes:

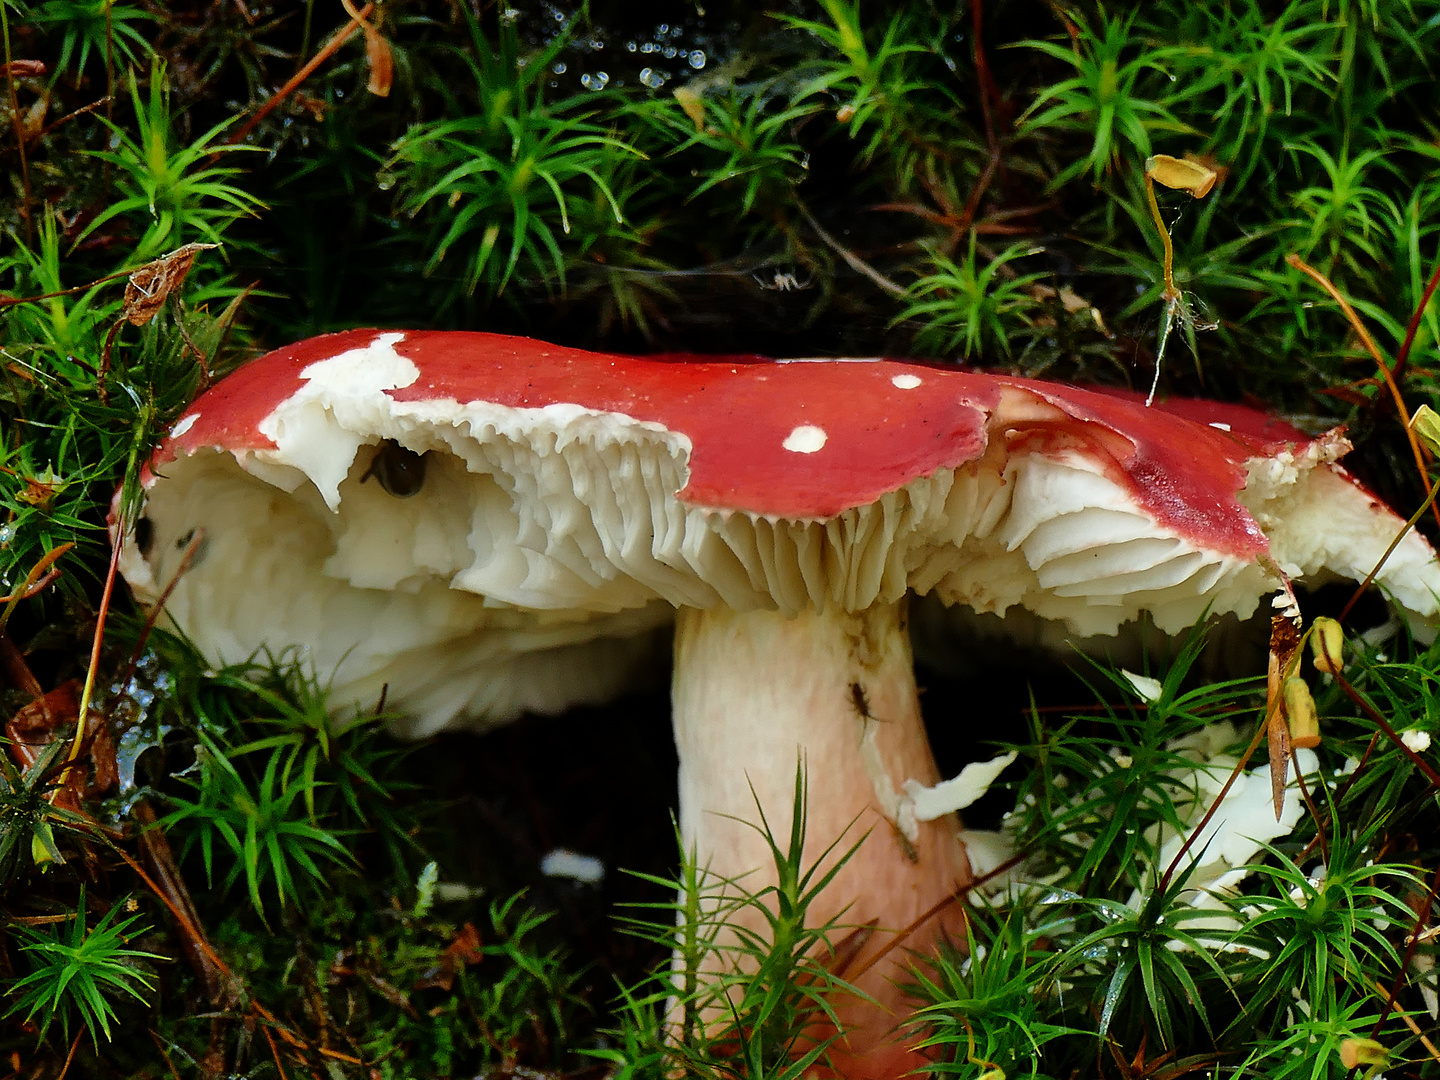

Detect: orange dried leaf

[123,244,216,326]
[1266,709,1289,821]
[364,26,393,96]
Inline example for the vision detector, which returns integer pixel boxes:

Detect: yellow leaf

[1411,403,1440,456]
[1145,153,1219,198]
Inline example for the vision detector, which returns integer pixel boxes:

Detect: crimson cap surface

[120,329,1440,735]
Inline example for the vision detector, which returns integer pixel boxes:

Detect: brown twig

[0,268,136,309]
[1331,669,1440,789]
[0,542,74,635]
[55,1031,82,1080]
[972,0,999,156]
[133,800,229,1003]
[1158,716,1271,891]
[0,4,34,245]
[260,1019,290,1080]
[1368,859,1440,1060]
[796,201,906,298]
[39,95,111,138]
[119,527,205,690]
[148,1029,184,1080]
[0,566,61,603]
[1393,253,1440,387]
[1285,254,1440,535]
[948,0,1004,242]
[1288,748,1328,866]
[65,537,121,767]
[223,3,374,151]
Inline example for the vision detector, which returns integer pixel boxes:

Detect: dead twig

[223,3,374,151]
[1286,254,1439,539]
[796,201,906,298]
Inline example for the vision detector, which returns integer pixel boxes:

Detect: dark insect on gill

[362,440,429,498]
[848,681,873,721]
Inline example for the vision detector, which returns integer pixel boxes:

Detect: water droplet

[376,171,396,191]
[0,523,14,546]
[501,6,519,22]
[553,8,565,19]
[553,61,567,74]
[688,50,706,69]
[581,71,610,90]
[639,67,666,88]
[657,23,669,34]
[625,40,637,51]
[662,45,678,59]
[640,41,655,53]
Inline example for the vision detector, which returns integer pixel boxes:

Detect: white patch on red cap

[171,413,199,438]
[782,425,827,454]
[256,332,417,510]
[891,374,922,390]
[296,331,415,392]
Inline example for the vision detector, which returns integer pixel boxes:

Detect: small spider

[754,268,813,292]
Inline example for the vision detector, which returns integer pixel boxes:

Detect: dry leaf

[1145,153,1219,198]
[123,243,216,326]
[413,922,484,991]
[673,85,706,131]
[364,26,393,96]
[341,0,393,97]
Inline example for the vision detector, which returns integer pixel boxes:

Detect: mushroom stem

[672,601,972,1078]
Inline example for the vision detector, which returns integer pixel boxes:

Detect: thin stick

[0,0,33,245]
[40,95,111,139]
[55,1031,82,1080]
[1392,251,1440,386]
[0,267,135,309]
[1143,174,1181,406]
[119,528,205,691]
[1286,254,1439,535]
[796,201,905,298]
[0,567,60,603]
[223,3,373,150]
[1368,860,1440,1058]
[65,538,121,765]
[1145,174,1179,303]
[1331,669,1440,788]
[0,542,74,635]
[104,834,312,1055]
[260,1023,290,1080]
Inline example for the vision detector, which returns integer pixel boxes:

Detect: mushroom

[118,330,1440,1078]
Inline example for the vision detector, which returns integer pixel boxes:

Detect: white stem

[671,601,972,1077]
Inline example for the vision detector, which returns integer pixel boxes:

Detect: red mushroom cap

[162,329,1299,556]
[127,329,1440,733]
